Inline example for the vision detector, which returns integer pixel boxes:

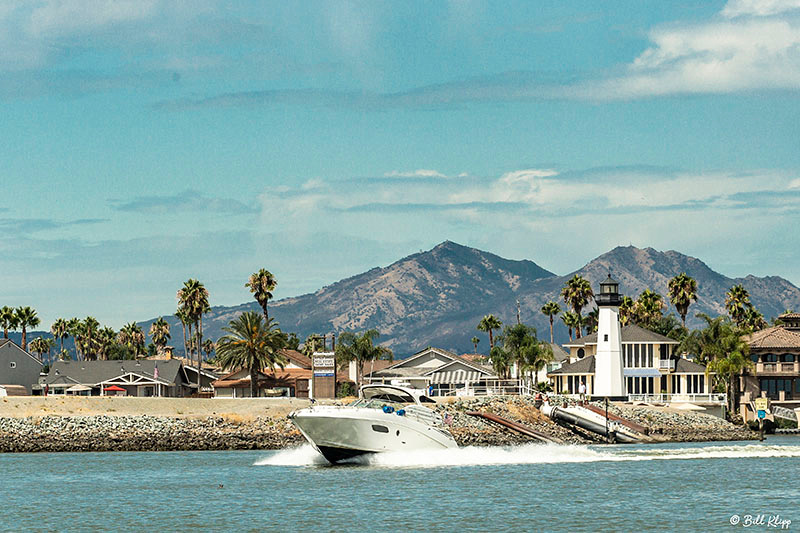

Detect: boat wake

[254,442,800,469]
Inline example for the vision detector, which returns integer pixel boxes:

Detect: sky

[2,0,800,329]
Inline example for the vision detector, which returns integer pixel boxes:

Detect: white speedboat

[288,384,458,463]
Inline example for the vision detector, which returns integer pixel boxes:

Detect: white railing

[435,379,540,397]
[628,393,726,404]
[659,360,675,370]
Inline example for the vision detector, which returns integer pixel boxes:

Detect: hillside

[20,242,800,358]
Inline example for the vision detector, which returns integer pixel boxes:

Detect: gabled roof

[548,355,595,375]
[42,359,186,386]
[548,343,569,363]
[744,326,800,350]
[368,346,490,378]
[674,358,710,374]
[385,346,460,370]
[564,324,680,348]
[422,359,494,377]
[281,349,312,369]
[0,339,44,367]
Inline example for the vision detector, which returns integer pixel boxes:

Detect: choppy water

[2,438,799,532]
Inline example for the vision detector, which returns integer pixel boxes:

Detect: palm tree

[29,337,50,363]
[560,311,581,341]
[489,345,512,379]
[583,307,599,333]
[50,318,68,354]
[215,312,288,397]
[175,309,191,360]
[1,306,17,339]
[470,336,480,352]
[540,301,561,343]
[667,273,698,328]
[302,334,324,356]
[67,318,81,359]
[725,284,751,327]
[477,314,502,349]
[618,296,635,326]
[118,322,145,358]
[741,307,767,331]
[632,290,665,330]
[246,269,277,321]
[149,317,171,355]
[96,327,117,360]
[177,278,210,391]
[76,317,100,360]
[335,329,393,386]
[202,339,215,361]
[15,307,40,352]
[560,275,594,338]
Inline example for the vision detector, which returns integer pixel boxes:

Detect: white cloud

[27,0,160,37]
[574,1,800,99]
[722,0,800,18]
[383,169,448,178]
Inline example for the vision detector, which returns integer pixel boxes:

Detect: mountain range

[17,241,800,357]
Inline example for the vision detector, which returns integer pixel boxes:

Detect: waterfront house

[740,313,800,411]
[0,339,43,394]
[36,359,194,397]
[549,324,714,400]
[366,346,498,395]
[211,349,312,398]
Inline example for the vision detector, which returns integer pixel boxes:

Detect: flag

[153,363,159,381]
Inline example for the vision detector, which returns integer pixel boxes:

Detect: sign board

[313,357,335,368]
[314,371,334,377]
[757,410,766,419]
[755,397,769,412]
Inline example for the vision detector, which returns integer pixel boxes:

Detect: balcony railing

[628,393,726,404]
[659,359,675,370]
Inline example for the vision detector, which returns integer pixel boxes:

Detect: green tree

[497,323,552,382]
[50,318,68,355]
[246,268,277,321]
[632,290,665,330]
[302,334,324,356]
[741,307,767,331]
[335,329,393,386]
[477,314,502,349]
[175,309,191,360]
[618,296,635,326]
[667,273,698,328]
[149,317,171,355]
[540,301,561,343]
[725,284,751,327]
[177,279,210,391]
[29,336,50,363]
[15,307,40,352]
[470,336,481,352]
[1,306,18,339]
[560,311,581,341]
[215,312,288,398]
[583,307,599,334]
[286,333,300,351]
[560,275,594,338]
[118,322,145,358]
[489,345,512,379]
[202,339,215,360]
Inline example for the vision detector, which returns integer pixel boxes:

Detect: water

[2,438,798,532]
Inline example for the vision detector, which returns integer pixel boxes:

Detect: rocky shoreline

[0,396,755,453]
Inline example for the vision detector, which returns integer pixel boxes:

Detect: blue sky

[2,0,800,328]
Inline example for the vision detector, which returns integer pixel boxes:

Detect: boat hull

[290,406,457,463]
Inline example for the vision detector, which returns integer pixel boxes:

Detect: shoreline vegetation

[0,396,754,453]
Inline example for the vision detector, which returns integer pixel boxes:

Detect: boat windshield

[361,386,417,404]
[348,398,405,410]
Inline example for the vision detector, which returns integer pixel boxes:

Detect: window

[751,354,759,363]
[634,344,640,367]
[577,348,585,359]
[765,354,778,363]
[781,354,794,363]
[9,362,15,369]
[604,334,608,341]
[647,345,653,367]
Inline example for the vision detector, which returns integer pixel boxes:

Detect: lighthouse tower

[593,274,625,398]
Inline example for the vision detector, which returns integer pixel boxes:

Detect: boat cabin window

[418,395,436,403]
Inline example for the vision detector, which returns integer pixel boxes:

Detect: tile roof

[744,326,800,349]
[281,349,312,369]
[548,355,595,375]
[212,368,311,387]
[564,324,680,347]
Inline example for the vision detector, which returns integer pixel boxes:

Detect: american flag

[153,363,159,381]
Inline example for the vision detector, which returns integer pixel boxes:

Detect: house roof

[281,349,312,369]
[548,355,595,375]
[0,339,44,367]
[370,346,493,379]
[212,367,311,388]
[674,358,709,374]
[778,312,800,320]
[744,326,800,350]
[548,343,569,363]
[42,359,186,387]
[564,324,680,348]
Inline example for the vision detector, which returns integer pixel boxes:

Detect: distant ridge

[25,241,800,358]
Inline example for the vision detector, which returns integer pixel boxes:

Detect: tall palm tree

[29,337,50,363]
[560,311,581,341]
[632,290,665,329]
[149,317,171,355]
[618,296,635,326]
[540,301,561,343]
[560,275,594,338]
[202,339,215,361]
[583,307,599,334]
[215,312,288,397]
[335,329,393,386]
[1,306,17,339]
[302,334,324,356]
[489,345,512,379]
[96,326,117,360]
[177,279,210,391]
[50,318,68,354]
[725,284,751,327]
[477,314,502,349]
[118,322,145,358]
[470,336,480,352]
[77,317,100,360]
[741,307,767,331]
[67,318,81,359]
[245,269,277,321]
[667,273,698,328]
[15,307,40,352]
[175,309,191,360]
